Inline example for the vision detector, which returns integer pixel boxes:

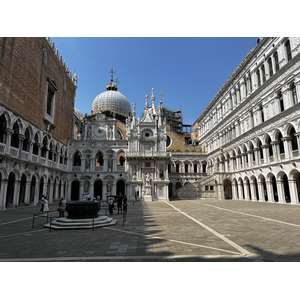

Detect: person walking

[117,195,122,214]
[43,196,49,214]
[39,195,45,213]
[108,196,114,215]
[123,195,128,214]
[58,197,67,218]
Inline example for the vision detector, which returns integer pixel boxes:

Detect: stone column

[13,180,21,206]
[243,181,250,200]
[266,179,274,202]
[257,182,264,201]
[24,180,31,205]
[276,179,285,204]
[0,179,8,209]
[271,141,280,161]
[250,182,257,200]
[238,182,244,200]
[288,179,299,204]
[48,181,54,203]
[283,137,292,159]
[232,181,238,199]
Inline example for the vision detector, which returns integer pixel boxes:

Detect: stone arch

[289,169,300,203]
[277,171,291,203]
[223,179,232,199]
[19,173,27,204]
[116,150,125,166]
[95,150,104,167]
[71,180,80,200]
[257,174,268,201]
[116,179,125,196]
[93,179,103,199]
[0,112,8,144]
[73,150,82,166]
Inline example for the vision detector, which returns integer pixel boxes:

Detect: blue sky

[52,37,258,125]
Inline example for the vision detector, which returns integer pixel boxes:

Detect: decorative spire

[151,87,156,114]
[151,87,155,101]
[145,94,149,109]
[108,66,116,82]
[132,101,136,116]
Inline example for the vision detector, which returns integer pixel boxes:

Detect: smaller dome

[74,108,83,119]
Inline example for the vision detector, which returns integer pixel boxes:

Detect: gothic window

[95,151,104,166]
[0,114,7,144]
[266,135,273,157]
[278,132,285,155]
[41,136,48,158]
[11,122,20,149]
[260,105,265,122]
[285,39,292,61]
[278,92,284,112]
[193,163,197,173]
[48,141,53,160]
[176,164,180,173]
[185,164,189,173]
[289,126,298,151]
[60,148,63,164]
[45,79,57,120]
[274,51,279,72]
[117,151,125,166]
[292,83,298,105]
[73,151,81,166]
[268,57,273,77]
[23,127,30,152]
[261,65,266,83]
[33,133,39,155]
[256,69,261,87]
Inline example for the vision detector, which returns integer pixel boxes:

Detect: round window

[166,135,171,147]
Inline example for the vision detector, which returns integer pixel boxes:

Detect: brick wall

[0,37,76,145]
[167,130,186,151]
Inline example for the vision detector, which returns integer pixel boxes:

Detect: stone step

[44,216,118,230]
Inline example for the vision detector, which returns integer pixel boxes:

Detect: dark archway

[39,177,44,201]
[94,180,102,199]
[30,176,36,203]
[71,180,80,200]
[19,174,26,204]
[271,175,278,202]
[175,182,182,190]
[169,182,173,198]
[282,174,291,203]
[116,180,125,196]
[6,172,16,207]
[223,179,232,199]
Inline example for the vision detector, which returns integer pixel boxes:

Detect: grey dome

[74,108,83,119]
[92,90,131,117]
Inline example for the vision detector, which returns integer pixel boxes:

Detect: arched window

[274,51,279,72]
[261,65,266,83]
[256,69,261,87]
[285,39,292,61]
[277,132,285,155]
[23,127,30,152]
[117,151,125,166]
[292,83,298,105]
[48,141,53,160]
[95,151,104,166]
[278,92,284,112]
[266,135,273,158]
[289,126,298,151]
[73,151,81,166]
[41,136,48,158]
[268,57,273,77]
[0,114,7,144]
[32,133,39,155]
[11,122,20,148]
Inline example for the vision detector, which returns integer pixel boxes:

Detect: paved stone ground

[0,198,300,261]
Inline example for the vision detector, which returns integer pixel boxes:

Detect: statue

[108,127,113,139]
[145,173,151,186]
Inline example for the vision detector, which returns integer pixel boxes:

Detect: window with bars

[268,57,273,76]
[274,51,279,72]
[285,39,292,61]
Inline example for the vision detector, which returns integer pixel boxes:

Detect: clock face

[94,127,106,138]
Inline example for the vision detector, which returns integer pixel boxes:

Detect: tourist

[108,196,114,215]
[39,195,45,213]
[123,195,128,214]
[96,195,101,202]
[117,195,122,214]
[86,193,91,201]
[58,197,67,218]
[43,196,49,214]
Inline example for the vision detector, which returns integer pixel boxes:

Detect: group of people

[107,195,128,215]
[39,196,67,218]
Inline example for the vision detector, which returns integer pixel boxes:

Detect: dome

[74,108,84,119]
[91,79,131,117]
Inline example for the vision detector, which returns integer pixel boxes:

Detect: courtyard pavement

[0,198,300,261]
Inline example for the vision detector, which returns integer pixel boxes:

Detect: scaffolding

[162,106,183,135]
